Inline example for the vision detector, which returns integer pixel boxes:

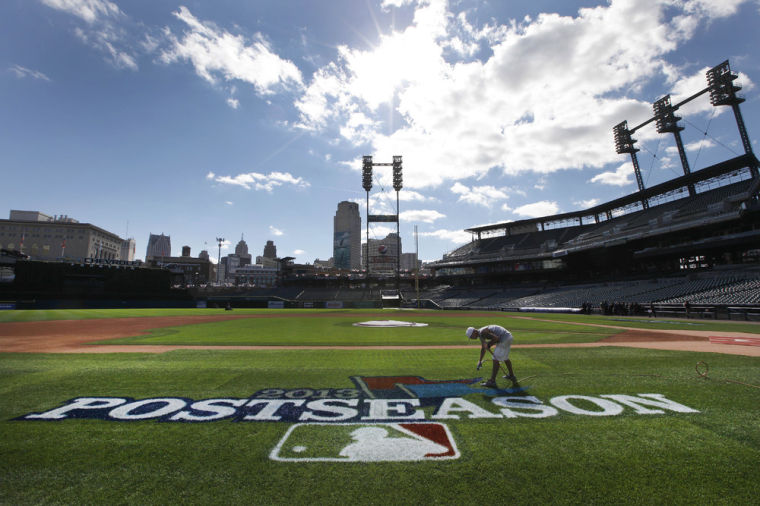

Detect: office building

[333,201,361,270]
[400,252,419,272]
[146,233,171,260]
[1,210,128,261]
[235,236,252,266]
[363,233,401,275]
[121,238,136,261]
[263,240,277,259]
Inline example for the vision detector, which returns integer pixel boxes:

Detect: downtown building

[363,233,401,276]
[145,233,171,260]
[333,201,361,270]
[144,245,214,285]
[0,210,132,262]
[263,240,277,259]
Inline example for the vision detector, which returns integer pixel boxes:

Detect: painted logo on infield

[270,422,459,462]
[17,374,699,425]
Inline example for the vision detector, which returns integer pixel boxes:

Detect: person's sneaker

[503,374,517,383]
[480,380,498,388]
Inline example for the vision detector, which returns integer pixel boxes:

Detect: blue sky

[2,0,759,264]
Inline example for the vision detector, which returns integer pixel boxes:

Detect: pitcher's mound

[353,320,429,328]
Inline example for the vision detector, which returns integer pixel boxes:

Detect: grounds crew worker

[466,325,517,388]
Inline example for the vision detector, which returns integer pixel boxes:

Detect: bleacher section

[400,267,758,311]
[437,177,756,267]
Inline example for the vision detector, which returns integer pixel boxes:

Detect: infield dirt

[1,313,759,356]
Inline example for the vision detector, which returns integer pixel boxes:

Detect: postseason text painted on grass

[18,375,699,423]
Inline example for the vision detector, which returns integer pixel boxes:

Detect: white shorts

[491,334,513,361]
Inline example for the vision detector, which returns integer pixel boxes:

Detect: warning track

[1,314,759,356]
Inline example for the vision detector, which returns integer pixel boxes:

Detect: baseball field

[1,308,759,504]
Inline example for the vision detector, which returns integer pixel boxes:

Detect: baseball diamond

[1,308,759,504]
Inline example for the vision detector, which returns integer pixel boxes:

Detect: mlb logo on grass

[270,422,460,462]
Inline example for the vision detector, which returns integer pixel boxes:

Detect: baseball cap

[465,327,476,339]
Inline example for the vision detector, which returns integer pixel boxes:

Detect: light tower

[362,156,373,274]
[215,237,224,284]
[706,60,758,177]
[392,155,403,287]
[362,154,403,292]
[653,94,695,196]
[613,121,648,209]
[614,59,759,194]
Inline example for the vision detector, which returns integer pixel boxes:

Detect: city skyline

[2,1,759,264]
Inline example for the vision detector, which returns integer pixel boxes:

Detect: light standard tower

[392,156,403,294]
[362,154,403,295]
[362,156,373,276]
[216,237,224,284]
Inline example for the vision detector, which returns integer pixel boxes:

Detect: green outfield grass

[0,307,291,322]
[94,312,617,346]
[1,310,759,504]
[3,307,760,335]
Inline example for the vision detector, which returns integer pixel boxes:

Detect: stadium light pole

[363,154,403,295]
[706,60,758,178]
[362,156,373,277]
[216,237,224,284]
[613,121,648,210]
[392,156,403,295]
[653,95,695,197]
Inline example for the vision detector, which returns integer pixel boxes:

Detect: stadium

[2,61,760,503]
[4,63,759,320]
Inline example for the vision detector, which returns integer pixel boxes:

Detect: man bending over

[466,325,517,388]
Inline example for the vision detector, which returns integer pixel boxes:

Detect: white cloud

[224,201,234,206]
[226,97,240,109]
[451,182,509,206]
[358,188,436,215]
[368,224,396,238]
[419,228,472,245]
[296,0,750,189]
[575,198,600,209]
[513,201,560,218]
[41,0,121,24]
[684,139,716,152]
[161,7,302,96]
[8,65,51,81]
[590,163,634,187]
[400,209,446,223]
[682,0,745,18]
[293,249,305,255]
[381,0,415,9]
[43,0,138,70]
[207,171,310,192]
[269,226,284,236]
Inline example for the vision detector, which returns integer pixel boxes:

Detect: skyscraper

[263,240,277,259]
[333,201,361,270]
[235,236,252,266]
[146,233,171,260]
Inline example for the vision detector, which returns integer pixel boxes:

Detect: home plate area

[709,336,760,347]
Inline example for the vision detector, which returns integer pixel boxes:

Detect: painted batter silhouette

[339,426,448,461]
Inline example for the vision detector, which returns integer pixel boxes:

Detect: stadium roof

[465,153,759,237]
